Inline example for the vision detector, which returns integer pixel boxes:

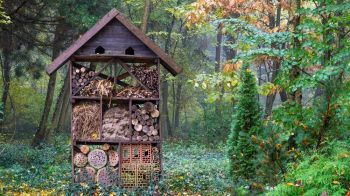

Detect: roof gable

[77,19,156,57]
[46,8,182,76]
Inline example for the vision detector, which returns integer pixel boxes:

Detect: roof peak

[46,8,182,76]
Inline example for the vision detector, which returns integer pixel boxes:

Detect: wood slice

[142,126,150,133]
[141,109,147,115]
[151,109,159,118]
[131,119,138,125]
[134,124,142,132]
[74,153,88,167]
[144,102,155,112]
[88,149,107,169]
[75,167,95,183]
[102,144,110,151]
[151,129,158,136]
[142,114,150,120]
[86,166,95,177]
[142,135,149,141]
[108,150,119,167]
[96,167,118,186]
[80,145,90,154]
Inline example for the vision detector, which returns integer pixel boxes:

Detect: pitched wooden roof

[46,8,182,76]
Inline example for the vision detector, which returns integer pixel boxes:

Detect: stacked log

[72,67,96,95]
[74,144,119,185]
[131,102,160,141]
[102,106,131,140]
[130,66,158,91]
[116,87,157,98]
[72,101,100,140]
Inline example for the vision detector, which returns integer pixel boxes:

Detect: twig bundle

[72,101,100,140]
[116,87,157,98]
[80,79,114,97]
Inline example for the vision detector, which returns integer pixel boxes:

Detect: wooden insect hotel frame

[46,8,182,188]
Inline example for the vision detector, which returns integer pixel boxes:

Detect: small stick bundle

[81,79,114,97]
[116,87,156,98]
[72,101,100,140]
[102,106,131,140]
[130,66,159,91]
[131,102,160,141]
[72,67,96,94]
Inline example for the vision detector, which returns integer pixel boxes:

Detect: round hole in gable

[95,46,105,54]
[125,47,134,55]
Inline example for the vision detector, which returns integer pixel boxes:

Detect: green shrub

[268,141,350,196]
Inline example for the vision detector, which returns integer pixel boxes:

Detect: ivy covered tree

[227,63,262,184]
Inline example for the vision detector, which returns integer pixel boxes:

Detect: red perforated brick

[120,144,160,188]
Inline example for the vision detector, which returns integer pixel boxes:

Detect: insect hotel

[46,8,182,188]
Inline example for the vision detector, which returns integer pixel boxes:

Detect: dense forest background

[0,0,350,195]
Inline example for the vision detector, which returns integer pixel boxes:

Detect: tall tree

[227,63,262,183]
[141,0,151,33]
[32,21,65,146]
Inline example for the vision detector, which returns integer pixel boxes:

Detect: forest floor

[0,135,235,195]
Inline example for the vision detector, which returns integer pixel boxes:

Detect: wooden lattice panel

[120,144,160,188]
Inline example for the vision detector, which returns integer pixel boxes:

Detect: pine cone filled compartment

[131,101,160,142]
[73,144,120,186]
[102,101,131,141]
[120,144,161,188]
[72,101,101,140]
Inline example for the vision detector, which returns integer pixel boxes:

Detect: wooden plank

[46,9,119,75]
[75,139,160,144]
[73,54,157,63]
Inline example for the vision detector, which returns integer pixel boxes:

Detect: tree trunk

[214,23,223,114]
[31,22,64,146]
[1,46,10,111]
[174,79,182,129]
[264,1,281,117]
[161,79,172,137]
[31,72,57,146]
[1,31,12,115]
[264,62,279,117]
[289,0,302,104]
[51,72,69,131]
[160,4,178,138]
[215,23,223,72]
[141,0,152,33]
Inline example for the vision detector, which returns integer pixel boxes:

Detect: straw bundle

[72,101,100,140]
